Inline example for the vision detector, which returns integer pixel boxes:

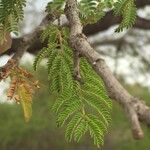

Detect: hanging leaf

[18,84,33,122]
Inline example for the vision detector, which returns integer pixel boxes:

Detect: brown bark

[65,0,150,139]
[1,0,150,56]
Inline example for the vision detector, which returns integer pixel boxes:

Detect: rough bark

[65,0,150,139]
[1,0,150,56]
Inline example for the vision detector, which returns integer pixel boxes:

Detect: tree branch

[0,0,150,140]
[92,33,150,67]
[0,14,56,81]
[84,0,150,35]
[2,0,150,56]
[84,14,150,36]
[65,0,150,139]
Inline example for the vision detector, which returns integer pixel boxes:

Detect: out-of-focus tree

[0,0,150,149]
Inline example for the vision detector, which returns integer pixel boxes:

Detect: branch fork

[64,0,150,139]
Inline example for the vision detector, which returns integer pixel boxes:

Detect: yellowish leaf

[18,84,32,122]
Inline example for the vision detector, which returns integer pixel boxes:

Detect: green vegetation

[33,26,112,147]
[0,66,150,150]
[0,0,26,42]
[0,0,139,147]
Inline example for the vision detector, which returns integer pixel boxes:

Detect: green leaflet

[78,0,105,24]
[86,114,105,147]
[78,0,137,30]
[46,0,65,16]
[65,113,83,142]
[56,97,81,127]
[34,25,112,147]
[33,0,137,147]
[0,0,26,43]
[74,118,88,142]
[33,47,50,71]
[1,0,138,147]
[114,0,137,32]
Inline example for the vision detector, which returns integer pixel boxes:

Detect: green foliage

[113,0,137,32]
[78,0,108,25]
[0,0,139,148]
[45,0,137,30]
[46,0,65,18]
[34,25,112,147]
[0,0,26,43]
[78,0,137,31]
[0,0,137,44]
[0,71,150,150]
[76,0,137,32]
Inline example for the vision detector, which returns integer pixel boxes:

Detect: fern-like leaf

[18,84,32,122]
[86,114,105,147]
[114,0,137,32]
[65,113,82,142]
[34,26,112,148]
[56,97,81,127]
[0,0,26,43]
[74,118,88,142]
[33,47,50,71]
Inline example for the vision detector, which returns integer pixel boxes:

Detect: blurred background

[0,0,150,149]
